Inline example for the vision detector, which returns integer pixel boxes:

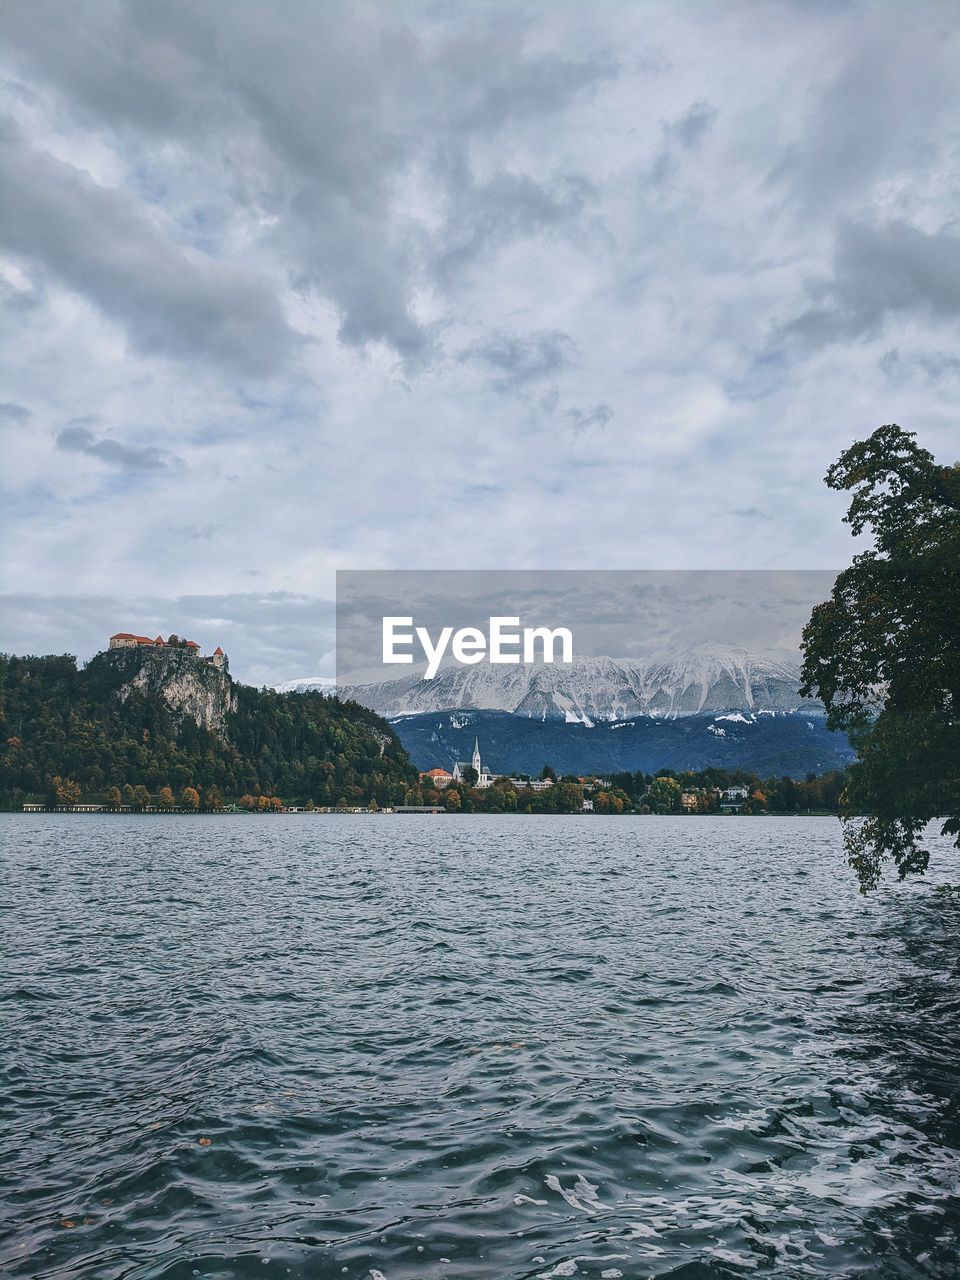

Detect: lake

[2,814,959,1279]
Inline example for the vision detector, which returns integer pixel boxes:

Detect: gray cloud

[1,0,612,363]
[732,507,773,521]
[880,346,960,383]
[563,404,613,435]
[769,20,953,214]
[648,99,716,185]
[56,425,182,472]
[665,100,716,150]
[0,401,31,424]
[784,221,960,347]
[436,168,595,283]
[165,523,224,541]
[0,124,299,376]
[454,45,618,133]
[460,329,575,391]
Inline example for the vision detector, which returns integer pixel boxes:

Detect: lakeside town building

[421,768,454,789]
[421,738,566,794]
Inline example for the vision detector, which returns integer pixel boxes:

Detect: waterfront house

[421,768,454,789]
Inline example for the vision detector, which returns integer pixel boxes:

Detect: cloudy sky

[1,1,958,684]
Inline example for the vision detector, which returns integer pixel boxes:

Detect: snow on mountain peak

[275,642,818,723]
[273,675,336,694]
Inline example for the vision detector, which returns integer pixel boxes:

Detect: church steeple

[472,737,481,773]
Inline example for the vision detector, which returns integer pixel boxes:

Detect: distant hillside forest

[0,652,418,810]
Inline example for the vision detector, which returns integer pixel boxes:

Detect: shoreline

[8,807,845,818]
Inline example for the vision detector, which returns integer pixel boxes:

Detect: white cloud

[1,0,959,682]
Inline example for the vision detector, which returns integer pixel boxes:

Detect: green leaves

[802,425,960,889]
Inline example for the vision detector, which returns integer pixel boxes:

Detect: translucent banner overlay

[334,570,854,779]
[336,568,838,695]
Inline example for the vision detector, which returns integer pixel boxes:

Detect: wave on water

[1,814,959,1279]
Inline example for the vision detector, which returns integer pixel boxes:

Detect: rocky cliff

[107,647,236,735]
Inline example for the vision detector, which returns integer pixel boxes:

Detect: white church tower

[452,737,496,788]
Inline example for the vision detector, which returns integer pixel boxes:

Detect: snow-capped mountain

[274,675,336,694]
[278,641,820,723]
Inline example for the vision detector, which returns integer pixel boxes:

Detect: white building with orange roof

[109,632,155,648]
[421,767,453,789]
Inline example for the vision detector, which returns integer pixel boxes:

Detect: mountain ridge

[389,707,852,779]
[277,641,820,724]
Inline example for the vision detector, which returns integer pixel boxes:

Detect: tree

[646,775,681,814]
[158,786,176,810]
[51,776,82,807]
[800,425,960,889]
[460,766,478,787]
[107,785,123,809]
[203,786,224,812]
[747,788,768,814]
[557,780,584,812]
[485,779,517,813]
[530,781,559,813]
[594,790,624,815]
[132,784,151,811]
[181,786,200,811]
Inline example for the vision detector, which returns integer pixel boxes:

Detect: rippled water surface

[2,814,960,1279]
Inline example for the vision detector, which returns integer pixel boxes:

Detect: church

[451,737,496,789]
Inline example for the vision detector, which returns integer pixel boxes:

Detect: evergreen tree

[801,425,960,888]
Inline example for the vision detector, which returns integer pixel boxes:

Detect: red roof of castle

[424,768,453,777]
[214,646,224,655]
[112,632,210,651]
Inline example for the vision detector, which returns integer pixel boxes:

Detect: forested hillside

[0,651,417,809]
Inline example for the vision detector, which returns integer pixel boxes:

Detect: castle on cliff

[108,632,226,668]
